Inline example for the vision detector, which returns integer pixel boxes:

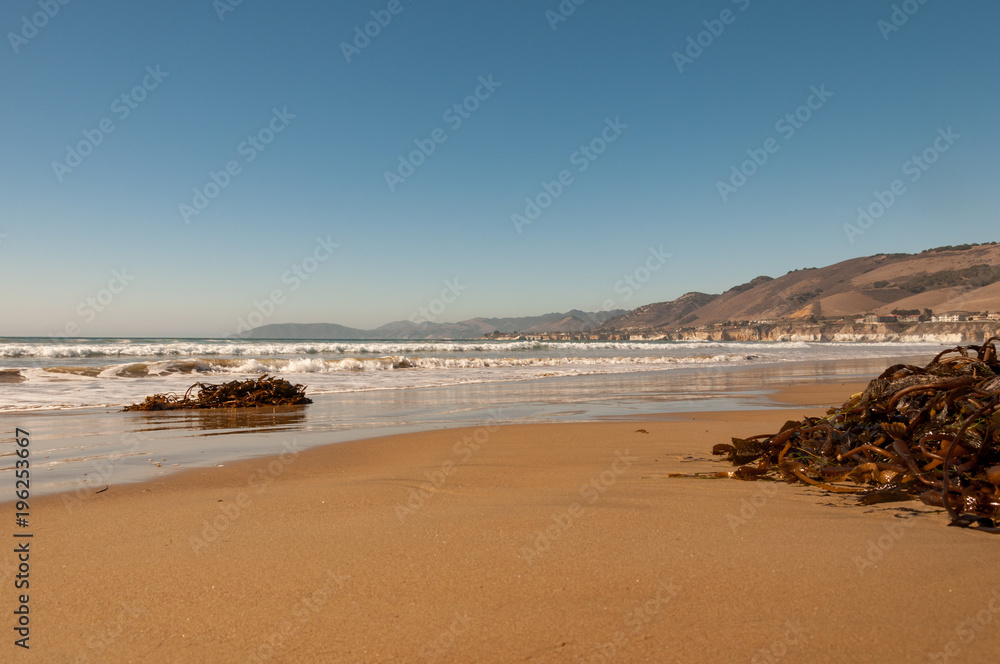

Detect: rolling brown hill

[598,292,717,330]
[602,243,1000,332]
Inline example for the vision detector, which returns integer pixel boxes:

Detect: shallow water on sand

[0,355,928,497]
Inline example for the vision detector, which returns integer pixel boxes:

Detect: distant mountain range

[600,242,1000,332]
[239,310,628,340]
[238,243,1000,340]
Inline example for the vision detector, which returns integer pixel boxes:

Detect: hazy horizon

[0,306,631,339]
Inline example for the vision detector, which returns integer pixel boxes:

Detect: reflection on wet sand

[3,355,930,497]
[125,405,309,436]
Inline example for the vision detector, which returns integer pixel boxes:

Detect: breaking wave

[0,339,801,359]
[32,353,756,379]
[0,337,949,412]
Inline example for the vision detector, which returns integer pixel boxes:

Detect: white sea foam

[0,337,951,412]
[0,339,803,359]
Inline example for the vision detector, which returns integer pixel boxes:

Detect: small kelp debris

[710,338,1000,533]
[122,375,312,411]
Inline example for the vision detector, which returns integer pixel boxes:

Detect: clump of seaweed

[711,338,1000,533]
[122,375,312,411]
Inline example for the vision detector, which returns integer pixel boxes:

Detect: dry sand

[10,381,1000,663]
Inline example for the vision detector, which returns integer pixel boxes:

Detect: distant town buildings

[854,315,899,324]
[482,310,998,340]
[931,313,969,323]
[848,311,991,324]
[483,331,631,341]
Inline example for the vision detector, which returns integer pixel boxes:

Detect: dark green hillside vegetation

[896,264,1000,294]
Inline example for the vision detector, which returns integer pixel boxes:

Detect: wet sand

[4,358,907,498]
[12,385,1000,662]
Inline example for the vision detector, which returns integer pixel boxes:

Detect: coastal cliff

[602,243,1000,334]
[642,322,1000,344]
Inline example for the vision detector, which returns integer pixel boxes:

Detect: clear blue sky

[2,0,998,337]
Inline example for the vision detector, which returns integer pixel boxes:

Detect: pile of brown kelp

[122,375,312,411]
[713,338,1000,532]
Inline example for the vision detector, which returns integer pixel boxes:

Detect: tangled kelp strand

[709,338,1000,533]
[122,375,312,411]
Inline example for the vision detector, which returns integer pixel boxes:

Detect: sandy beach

[6,0,997,660]
[7,379,998,663]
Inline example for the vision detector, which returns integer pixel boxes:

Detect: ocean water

[0,337,948,495]
[0,337,951,412]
